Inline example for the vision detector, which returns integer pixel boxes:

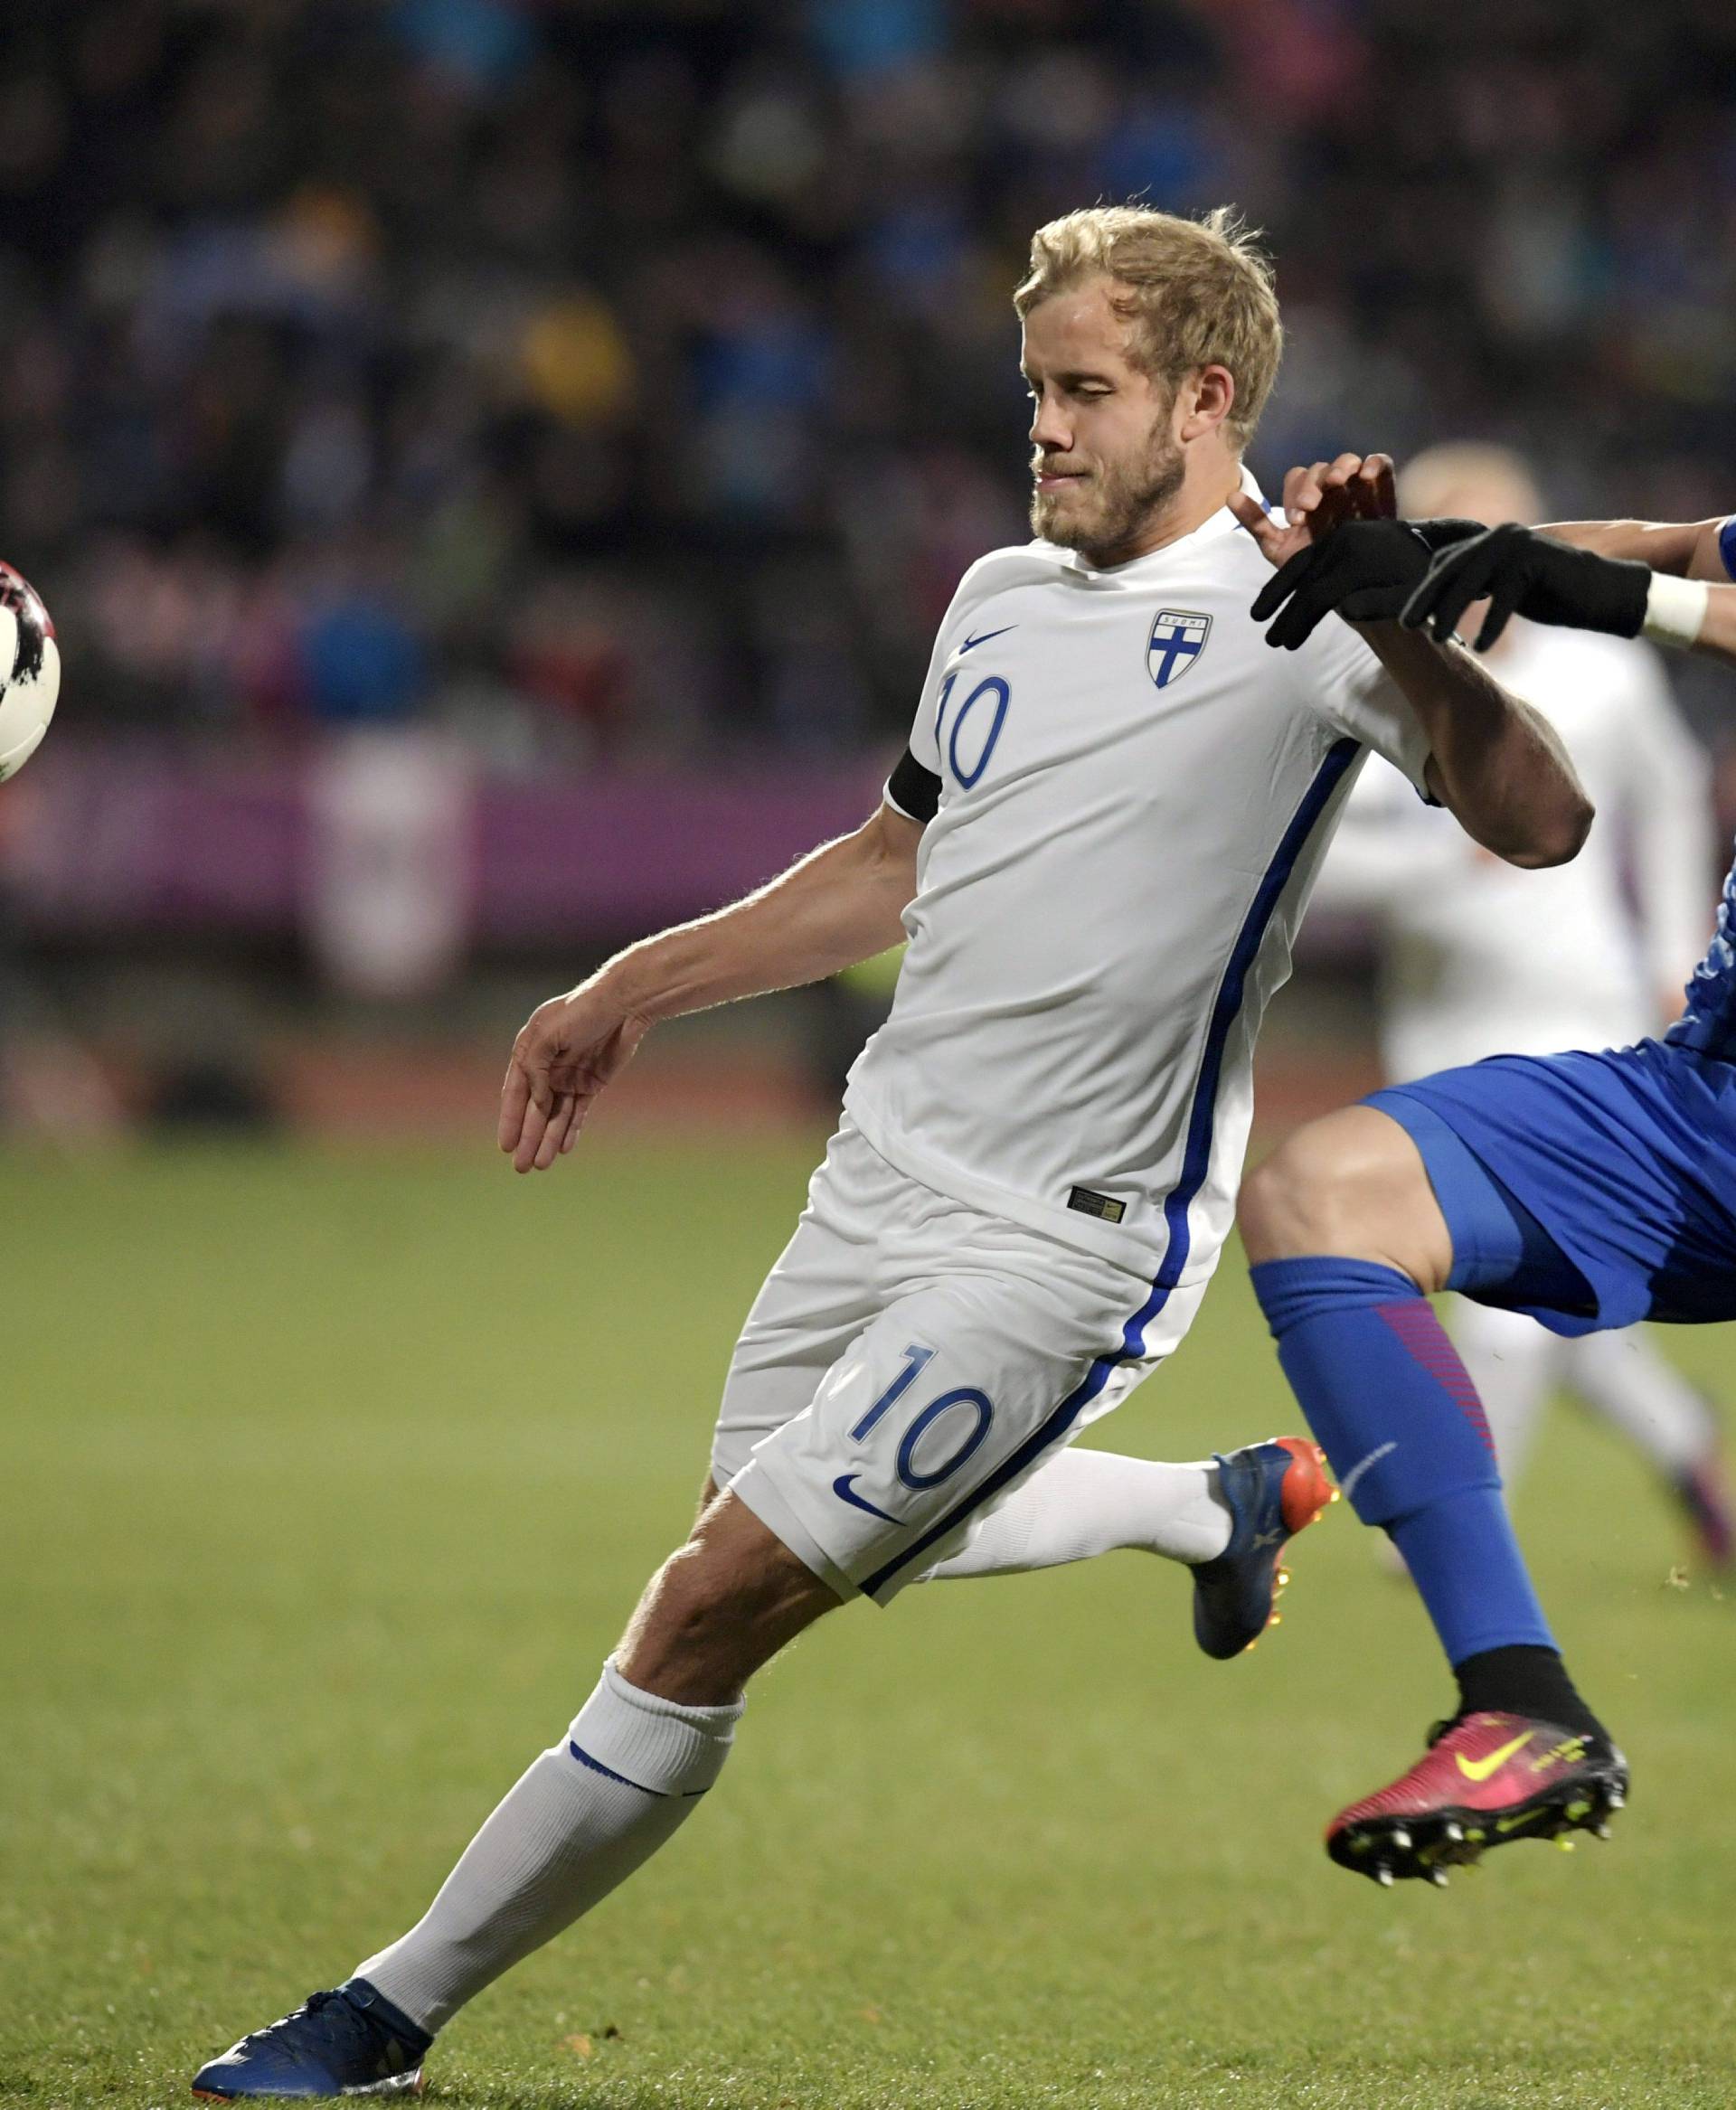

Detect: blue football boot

[192,1978,430,2099]
[1192,1436,1335,1660]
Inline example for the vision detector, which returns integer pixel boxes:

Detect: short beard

[1031,425,1186,567]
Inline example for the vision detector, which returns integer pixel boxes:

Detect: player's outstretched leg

[914,1437,1335,1656]
[191,1493,837,2100]
[1239,1104,1628,1885]
[1561,1329,1733,1571]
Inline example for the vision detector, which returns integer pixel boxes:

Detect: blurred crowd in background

[8,0,1736,769]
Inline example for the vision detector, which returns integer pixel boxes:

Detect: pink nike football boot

[1326,1710,1629,1887]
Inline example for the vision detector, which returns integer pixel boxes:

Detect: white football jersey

[1315,621,1714,1081]
[843,470,1432,1293]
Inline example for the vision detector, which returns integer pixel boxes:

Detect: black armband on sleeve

[885,747,941,823]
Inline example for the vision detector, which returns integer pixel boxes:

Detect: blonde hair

[1014,205,1282,446]
[1399,442,1542,526]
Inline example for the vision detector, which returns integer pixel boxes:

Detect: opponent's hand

[1231,450,1398,570]
[1401,521,1653,652]
[497,982,650,1173]
[1250,515,1486,649]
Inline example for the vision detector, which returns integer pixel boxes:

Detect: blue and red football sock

[1251,1257,1601,1736]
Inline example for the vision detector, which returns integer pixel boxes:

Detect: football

[0,560,59,781]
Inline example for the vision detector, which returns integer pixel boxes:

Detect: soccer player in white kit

[193,209,1593,2100]
[1315,445,1732,1561]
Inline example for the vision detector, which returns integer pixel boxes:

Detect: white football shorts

[715,1118,1209,1603]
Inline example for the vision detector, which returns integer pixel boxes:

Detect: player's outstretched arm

[1237,457,1591,870]
[1402,519,1736,670]
[1536,515,1731,583]
[498,800,922,1173]
[1690,585,1736,668]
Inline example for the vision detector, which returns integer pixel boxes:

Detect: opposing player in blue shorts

[1234,468,1736,1886]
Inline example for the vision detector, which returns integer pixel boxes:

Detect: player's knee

[664,1531,808,1635]
[1241,1122,1359,1261]
[1240,1107,1443,1280]
[619,1496,835,1703]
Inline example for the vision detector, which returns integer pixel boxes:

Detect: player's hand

[497,982,650,1173]
[1250,515,1486,649]
[1231,451,1398,570]
[1401,522,1653,652]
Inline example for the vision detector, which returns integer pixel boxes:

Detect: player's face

[1022,280,1183,564]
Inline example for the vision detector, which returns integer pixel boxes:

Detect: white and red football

[0,561,59,781]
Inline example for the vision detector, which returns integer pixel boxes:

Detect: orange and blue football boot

[1192,1436,1335,1660]
[1326,1710,1629,1887]
[192,1979,430,2099]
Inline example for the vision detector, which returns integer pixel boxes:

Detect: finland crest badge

[1147,608,1212,689]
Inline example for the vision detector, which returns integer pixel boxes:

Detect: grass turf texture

[3,1138,1733,2110]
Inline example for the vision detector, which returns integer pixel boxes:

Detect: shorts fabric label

[1067,1184,1127,1224]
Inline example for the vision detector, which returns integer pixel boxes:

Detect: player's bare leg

[1241,1105,1456,1288]
[1559,1331,1733,1569]
[704,1439,1331,1659]
[615,1489,837,1701]
[192,1496,836,2098]
[1241,1106,1627,1884]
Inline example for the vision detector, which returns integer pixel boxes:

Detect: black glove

[1250,517,1484,650]
[1401,522,1651,651]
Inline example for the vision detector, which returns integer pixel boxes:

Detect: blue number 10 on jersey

[936,673,1011,788]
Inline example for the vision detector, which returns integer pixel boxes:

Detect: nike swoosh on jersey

[1455,1729,1535,1783]
[833,1474,901,1524]
[959,625,1016,654]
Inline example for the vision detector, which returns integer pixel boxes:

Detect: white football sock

[918,1446,1231,1580]
[1448,1298,1562,1487]
[354,1659,742,2033]
[1561,1326,1715,1476]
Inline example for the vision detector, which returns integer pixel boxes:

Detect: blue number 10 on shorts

[711,1119,1208,1602]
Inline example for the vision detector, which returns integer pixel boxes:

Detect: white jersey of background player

[1316,444,1730,1542]
[197,211,1595,2096]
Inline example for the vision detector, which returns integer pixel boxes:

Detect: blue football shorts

[1366,1039,1736,1336]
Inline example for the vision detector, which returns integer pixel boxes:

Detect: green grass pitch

[4,1136,1733,2109]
